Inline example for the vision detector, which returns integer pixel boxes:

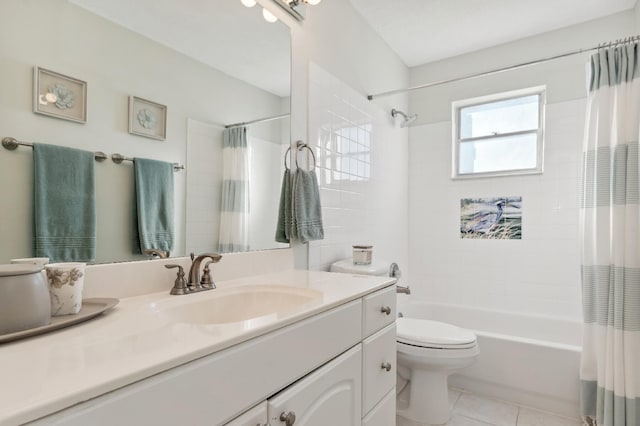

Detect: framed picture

[128,96,167,140]
[33,67,87,123]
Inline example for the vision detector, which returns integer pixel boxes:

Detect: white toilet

[330,259,479,426]
[396,317,479,425]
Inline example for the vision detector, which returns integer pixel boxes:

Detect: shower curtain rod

[225,113,290,129]
[366,34,640,100]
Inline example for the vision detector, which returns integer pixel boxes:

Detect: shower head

[391,108,418,128]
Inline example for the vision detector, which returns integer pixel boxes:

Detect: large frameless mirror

[0,0,291,263]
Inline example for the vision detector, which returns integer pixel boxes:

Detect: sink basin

[154,285,323,325]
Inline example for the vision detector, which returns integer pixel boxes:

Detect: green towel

[291,168,324,243]
[133,158,175,254]
[33,143,96,262]
[275,169,292,243]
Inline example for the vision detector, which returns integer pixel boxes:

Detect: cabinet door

[267,345,362,426]
[225,402,267,426]
[362,323,396,415]
[362,389,396,426]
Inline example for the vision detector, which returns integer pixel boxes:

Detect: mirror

[0,0,291,263]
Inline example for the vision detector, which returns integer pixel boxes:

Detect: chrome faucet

[396,285,411,295]
[164,252,222,295]
[143,248,170,259]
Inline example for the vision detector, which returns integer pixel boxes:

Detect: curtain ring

[294,140,316,171]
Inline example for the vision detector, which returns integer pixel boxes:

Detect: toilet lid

[397,318,477,349]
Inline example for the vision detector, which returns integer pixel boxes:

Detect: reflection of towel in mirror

[133,158,175,254]
[275,169,292,243]
[33,143,96,262]
[291,168,324,243]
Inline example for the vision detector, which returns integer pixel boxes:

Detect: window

[452,87,545,178]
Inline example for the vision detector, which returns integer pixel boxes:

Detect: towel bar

[111,153,184,172]
[2,137,107,162]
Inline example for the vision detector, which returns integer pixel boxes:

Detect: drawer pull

[381,362,392,372]
[380,306,391,315]
[280,411,296,425]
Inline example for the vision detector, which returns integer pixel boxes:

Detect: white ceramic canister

[0,264,52,335]
[352,245,373,265]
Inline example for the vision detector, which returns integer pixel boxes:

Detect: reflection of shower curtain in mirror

[580,42,640,426]
[218,127,250,253]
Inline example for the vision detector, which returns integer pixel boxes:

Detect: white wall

[265,1,411,279]
[0,0,285,263]
[407,11,636,320]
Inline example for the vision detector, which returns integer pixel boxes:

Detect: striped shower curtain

[218,127,250,253]
[580,42,640,426]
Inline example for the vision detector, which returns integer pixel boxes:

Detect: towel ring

[294,140,316,171]
[284,146,292,170]
[283,141,316,171]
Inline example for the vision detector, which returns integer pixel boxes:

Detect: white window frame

[451,86,545,179]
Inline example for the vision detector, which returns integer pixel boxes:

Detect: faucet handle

[165,264,189,295]
[200,260,217,289]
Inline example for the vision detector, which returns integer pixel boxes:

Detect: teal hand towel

[291,168,324,243]
[133,158,175,254]
[33,143,96,262]
[275,169,292,243]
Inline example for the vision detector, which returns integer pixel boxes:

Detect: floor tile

[516,407,581,426]
[447,414,497,426]
[454,393,519,426]
[449,389,462,411]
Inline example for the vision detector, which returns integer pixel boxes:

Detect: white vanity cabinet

[225,402,268,426]
[360,286,397,424]
[227,286,396,426]
[28,284,396,426]
[266,345,362,426]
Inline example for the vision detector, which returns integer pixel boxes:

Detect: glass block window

[453,87,545,178]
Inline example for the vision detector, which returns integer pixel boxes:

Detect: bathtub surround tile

[516,407,581,426]
[454,393,519,426]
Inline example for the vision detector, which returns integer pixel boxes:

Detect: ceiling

[69,0,637,96]
[69,0,291,97]
[348,0,638,67]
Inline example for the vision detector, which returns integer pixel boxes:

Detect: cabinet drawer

[362,286,396,338]
[362,388,396,426]
[362,323,396,415]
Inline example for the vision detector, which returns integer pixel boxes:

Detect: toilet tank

[330,259,390,277]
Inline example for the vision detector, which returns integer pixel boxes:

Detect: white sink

[154,285,323,325]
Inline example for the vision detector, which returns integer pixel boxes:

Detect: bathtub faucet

[396,285,411,294]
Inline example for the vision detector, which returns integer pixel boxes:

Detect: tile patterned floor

[397,389,582,426]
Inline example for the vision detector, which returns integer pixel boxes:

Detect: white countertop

[0,270,395,425]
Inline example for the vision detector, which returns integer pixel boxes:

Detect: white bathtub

[398,302,582,418]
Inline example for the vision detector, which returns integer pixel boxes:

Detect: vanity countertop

[0,269,395,425]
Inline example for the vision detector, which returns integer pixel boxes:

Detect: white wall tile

[307,63,409,281]
[408,98,584,319]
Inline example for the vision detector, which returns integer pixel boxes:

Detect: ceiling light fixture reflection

[287,0,322,5]
[262,8,278,23]
[240,0,257,7]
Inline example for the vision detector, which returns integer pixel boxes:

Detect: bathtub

[397,302,582,418]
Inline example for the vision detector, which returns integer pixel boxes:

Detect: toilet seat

[397,318,477,349]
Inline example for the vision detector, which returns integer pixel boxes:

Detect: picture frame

[128,96,167,140]
[33,67,87,123]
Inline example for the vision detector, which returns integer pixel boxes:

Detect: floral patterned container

[45,262,86,316]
